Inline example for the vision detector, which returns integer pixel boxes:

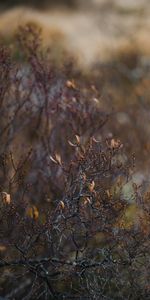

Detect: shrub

[0,25,149,299]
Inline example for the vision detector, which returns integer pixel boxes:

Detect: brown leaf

[66,80,76,89]
[89,181,95,192]
[93,97,99,104]
[26,205,39,220]
[59,201,65,209]
[49,155,57,164]
[84,197,91,205]
[55,153,62,166]
[82,173,86,182]
[0,245,6,252]
[68,140,76,147]
[1,192,11,204]
[92,136,101,143]
[75,135,80,144]
[91,85,97,92]
[110,139,122,149]
[106,190,110,198]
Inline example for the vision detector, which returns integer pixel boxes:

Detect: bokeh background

[0,0,149,66]
[0,0,150,182]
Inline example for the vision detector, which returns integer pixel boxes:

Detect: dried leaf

[68,140,76,147]
[75,135,80,144]
[91,85,97,92]
[93,97,99,104]
[84,197,91,205]
[106,190,111,198]
[110,139,122,149]
[59,201,65,209]
[92,136,100,143]
[26,205,39,220]
[78,151,84,159]
[1,192,11,204]
[89,181,95,192]
[49,155,57,164]
[0,245,6,252]
[55,153,62,165]
[82,173,86,182]
[66,80,76,89]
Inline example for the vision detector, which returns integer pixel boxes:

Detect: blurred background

[0,0,149,66]
[0,0,150,180]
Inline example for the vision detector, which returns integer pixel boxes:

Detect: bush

[0,25,149,299]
